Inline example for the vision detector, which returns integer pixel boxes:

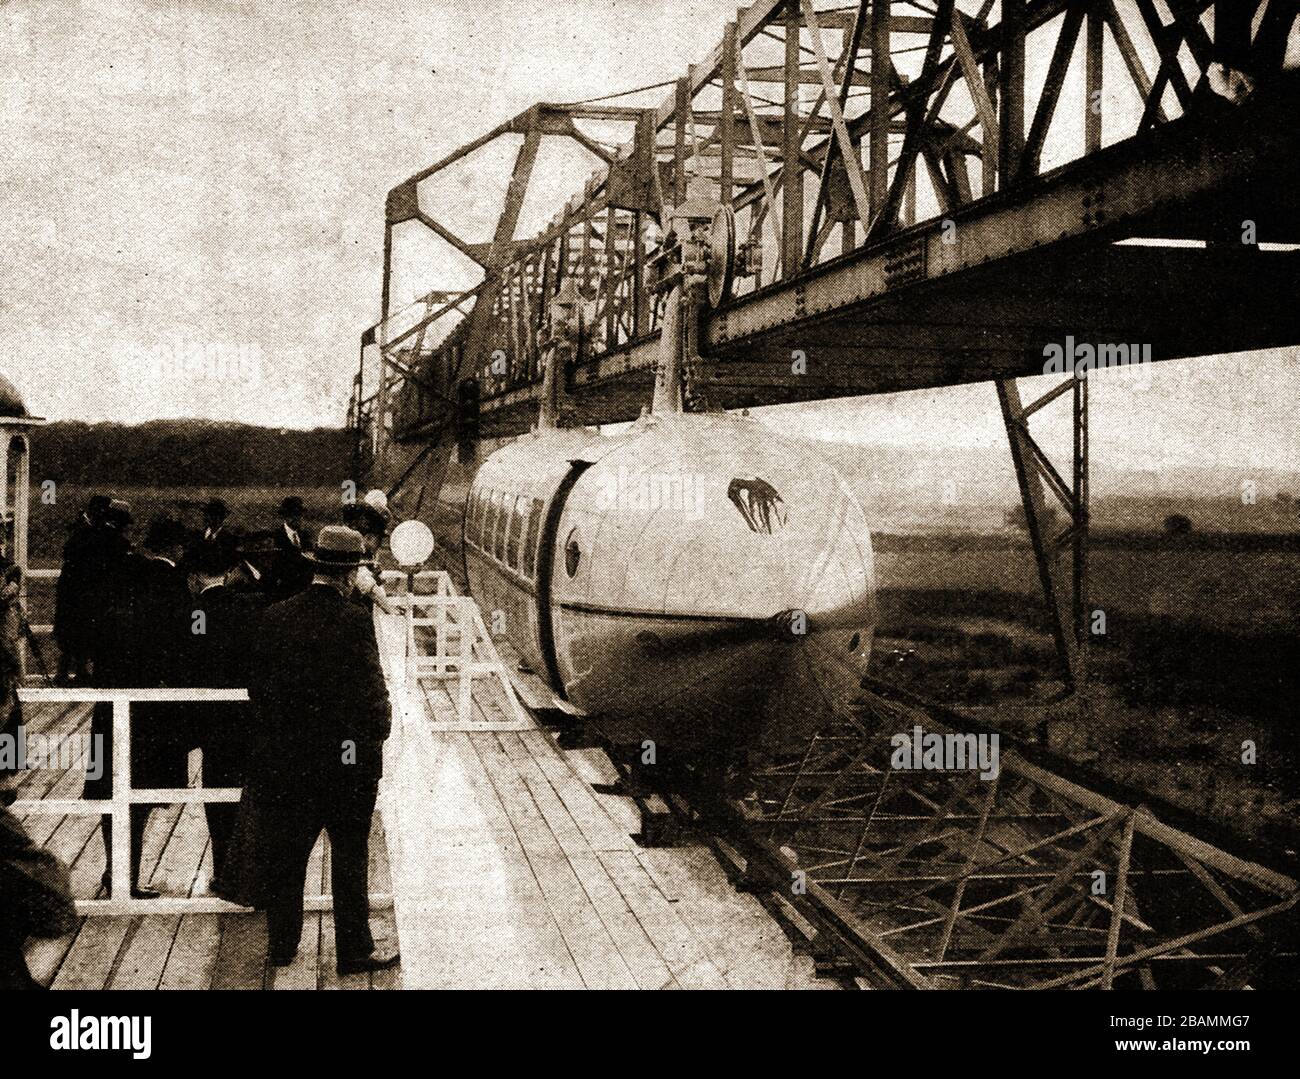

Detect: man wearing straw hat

[231,525,397,974]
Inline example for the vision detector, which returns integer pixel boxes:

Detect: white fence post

[435,572,447,672]
[109,697,132,901]
[457,596,473,724]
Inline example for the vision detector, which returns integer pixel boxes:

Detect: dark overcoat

[267,525,313,601]
[53,521,119,660]
[185,583,264,777]
[225,583,390,906]
[84,552,192,798]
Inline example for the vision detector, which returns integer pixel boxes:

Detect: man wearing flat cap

[231,525,397,974]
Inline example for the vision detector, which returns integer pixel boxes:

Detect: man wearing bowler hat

[268,495,312,601]
[184,497,238,576]
[235,525,397,973]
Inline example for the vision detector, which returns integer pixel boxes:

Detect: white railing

[380,569,529,729]
[12,685,394,917]
[10,563,526,915]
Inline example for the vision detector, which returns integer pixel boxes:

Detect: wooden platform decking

[14,699,400,990]
[378,613,834,990]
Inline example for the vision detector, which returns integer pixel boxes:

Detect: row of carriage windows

[466,487,545,580]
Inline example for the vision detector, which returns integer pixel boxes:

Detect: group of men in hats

[38,491,399,976]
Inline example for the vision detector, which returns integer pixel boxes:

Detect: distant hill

[30,419,353,488]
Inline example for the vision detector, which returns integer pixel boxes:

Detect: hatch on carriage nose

[726,476,787,534]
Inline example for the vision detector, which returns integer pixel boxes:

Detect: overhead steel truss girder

[374,0,1300,449]
[421,77,1300,441]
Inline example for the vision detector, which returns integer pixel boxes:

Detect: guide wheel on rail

[706,204,736,308]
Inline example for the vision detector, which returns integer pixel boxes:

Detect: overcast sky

[1,0,1296,474]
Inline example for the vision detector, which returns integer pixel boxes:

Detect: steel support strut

[996,372,1089,691]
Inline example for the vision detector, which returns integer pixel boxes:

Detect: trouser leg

[204,803,239,882]
[326,783,378,961]
[99,804,150,892]
[265,818,320,958]
[202,732,244,882]
[202,749,238,882]
[90,701,150,891]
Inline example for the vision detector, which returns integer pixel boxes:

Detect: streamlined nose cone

[559,413,876,756]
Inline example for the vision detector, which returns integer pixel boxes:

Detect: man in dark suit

[186,547,263,889]
[185,498,238,576]
[267,495,312,601]
[129,514,192,683]
[237,525,397,974]
[84,501,186,898]
[53,494,111,683]
[127,515,197,858]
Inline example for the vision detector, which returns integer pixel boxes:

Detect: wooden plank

[567,852,674,989]
[470,732,559,852]
[158,914,222,990]
[383,726,577,987]
[51,917,132,990]
[11,704,89,802]
[210,914,269,990]
[599,848,729,989]
[109,915,181,990]
[463,733,590,987]
[482,736,638,986]
[518,730,633,852]
[506,740,590,860]
[143,800,193,894]
[635,845,819,989]
[57,811,106,901]
[19,742,94,848]
[482,737,637,989]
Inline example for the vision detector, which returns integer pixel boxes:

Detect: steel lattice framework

[707,688,1298,989]
[354,0,1300,447]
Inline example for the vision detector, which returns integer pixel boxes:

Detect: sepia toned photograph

[3,0,1299,1050]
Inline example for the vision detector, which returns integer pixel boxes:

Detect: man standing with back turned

[239,525,397,973]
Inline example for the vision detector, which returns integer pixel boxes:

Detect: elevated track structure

[353,0,1300,691]
[350,0,1300,987]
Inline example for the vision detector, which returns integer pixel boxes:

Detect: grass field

[868,530,1300,848]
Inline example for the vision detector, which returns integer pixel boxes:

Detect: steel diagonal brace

[974,810,1126,964]
[1028,891,1300,989]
